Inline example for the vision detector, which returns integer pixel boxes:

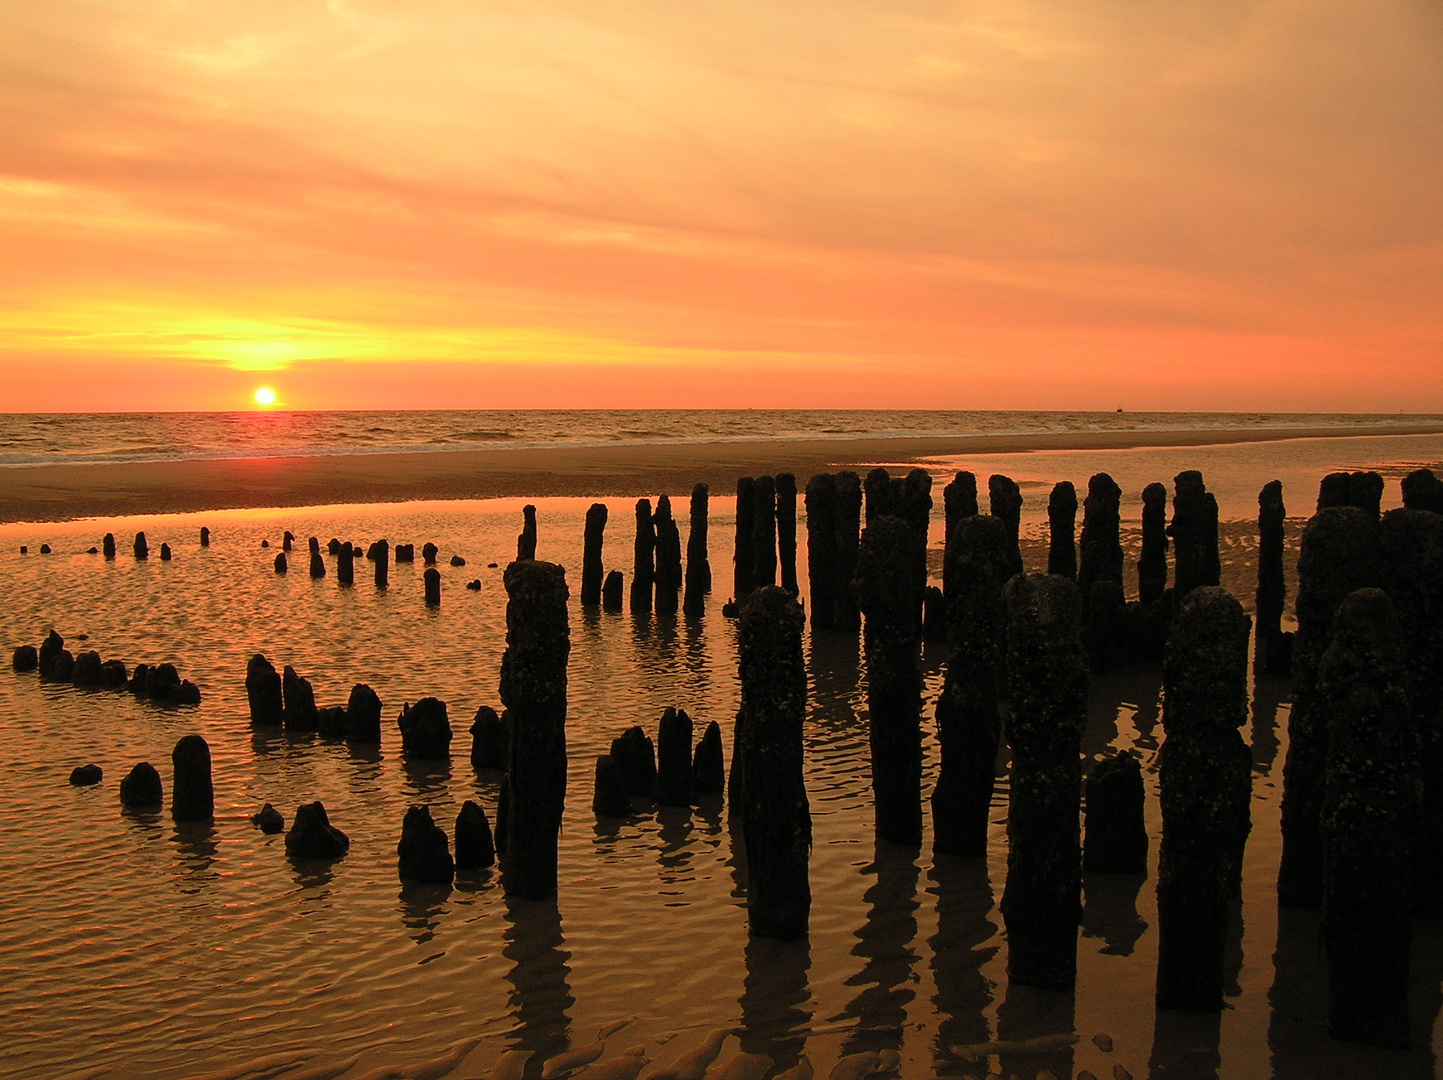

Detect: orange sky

[2,1,1441,411]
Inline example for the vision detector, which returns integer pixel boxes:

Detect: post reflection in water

[172,821,219,889]
[502,897,575,1061]
[835,843,919,1057]
[995,980,1075,1080]
[739,935,813,1068]
[927,856,999,1070]
[398,881,452,947]
[1148,1008,1222,1080]
[1249,668,1288,776]
[1080,869,1147,957]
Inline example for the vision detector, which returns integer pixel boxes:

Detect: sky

[1,0,1441,412]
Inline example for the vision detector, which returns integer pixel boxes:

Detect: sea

[2,412,1443,1080]
[0,409,1436,468]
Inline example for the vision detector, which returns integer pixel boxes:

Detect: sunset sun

[252,386,276,407]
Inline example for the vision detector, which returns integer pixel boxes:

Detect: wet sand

[5,421,1442,523]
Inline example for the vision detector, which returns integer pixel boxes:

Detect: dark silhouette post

[683,484,711,616]
[245,654,283,728]
[337,541,354,586]
[500,560,571,900]
[988,475,1023,579]
[134,531,148,560]
[1278,507,1378,908]
[374,538,389,588]
[1320,588,1417,1047]
[1083,753,1147,873]
[601,570,623,612]
[654,494,683,615]
[629,498,655,614]
[655,707,695,807]
[776,473,799,595]
[1317,471,1384,518]
[1156,587,1252,1011]
[1139,481,1169,605]
[580,502,607,606]
[805,474,838,629]
[943,471,979,545]
[1046,481,1077,580]
[1001,573,1086,990]
[901,468,933,629]
[1256,481,1287,670]
[518,504,538,561]
[1169,471,1221,598]
[932,515,1007,856]
[1377,507,1443,919]
[171,735,214,822]
[752,475,778,589]
[855,517,923,845]
[424,567,441,607]
[1078,472,1123,610]
[734,477,757,599]
[834,471,863,631]
[737,587,811,940]
[102,533,116,559]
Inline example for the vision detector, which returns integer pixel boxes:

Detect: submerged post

[500,560,570,900]
[855,516,923,845]
[374,538,389,588]
[1320,588,1417,1048]
[424,567,441,607]
[1156,587,1252,1011]
[683,484,711,616]
[580,502,608,606]
[932,515,1008,856]
[1001,573,1087,990]
[737,587,811,940]
[337,541,354,586]
[171,735,214,822]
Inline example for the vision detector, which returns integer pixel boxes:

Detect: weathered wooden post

[1256,480,1287,671]
[932,515,1007,857]
[988,474,1024,580]
[518,504,538,561]
[581,502,607,606]
[855,516,923,845]
[1278,507,1378,908]
[630,498,655,614]
[834,471,863,631]
[734,477,757,599]
[500,560,570,900]
[804,473,838,630]
[1000,573,1087,989]
[374,538,389,588]
[424,567,441,607]
[1169,471,1220,597]
[776,473,799,595]
[1156,587,1252,1011]
[737,587,811,939]
[1320,587,1417,1047]
[171,735,214,822]
[1047,481,1077,580]
[654,494,683,615]
[1139,481,1169,605]
[683,484,711,616]
[752,475,777,589]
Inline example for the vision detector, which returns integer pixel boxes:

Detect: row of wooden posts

[508,463,1442,1050]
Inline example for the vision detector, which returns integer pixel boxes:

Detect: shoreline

[3,422,1441,523]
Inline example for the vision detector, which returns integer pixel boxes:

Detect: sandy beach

[5,421,1442,523]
